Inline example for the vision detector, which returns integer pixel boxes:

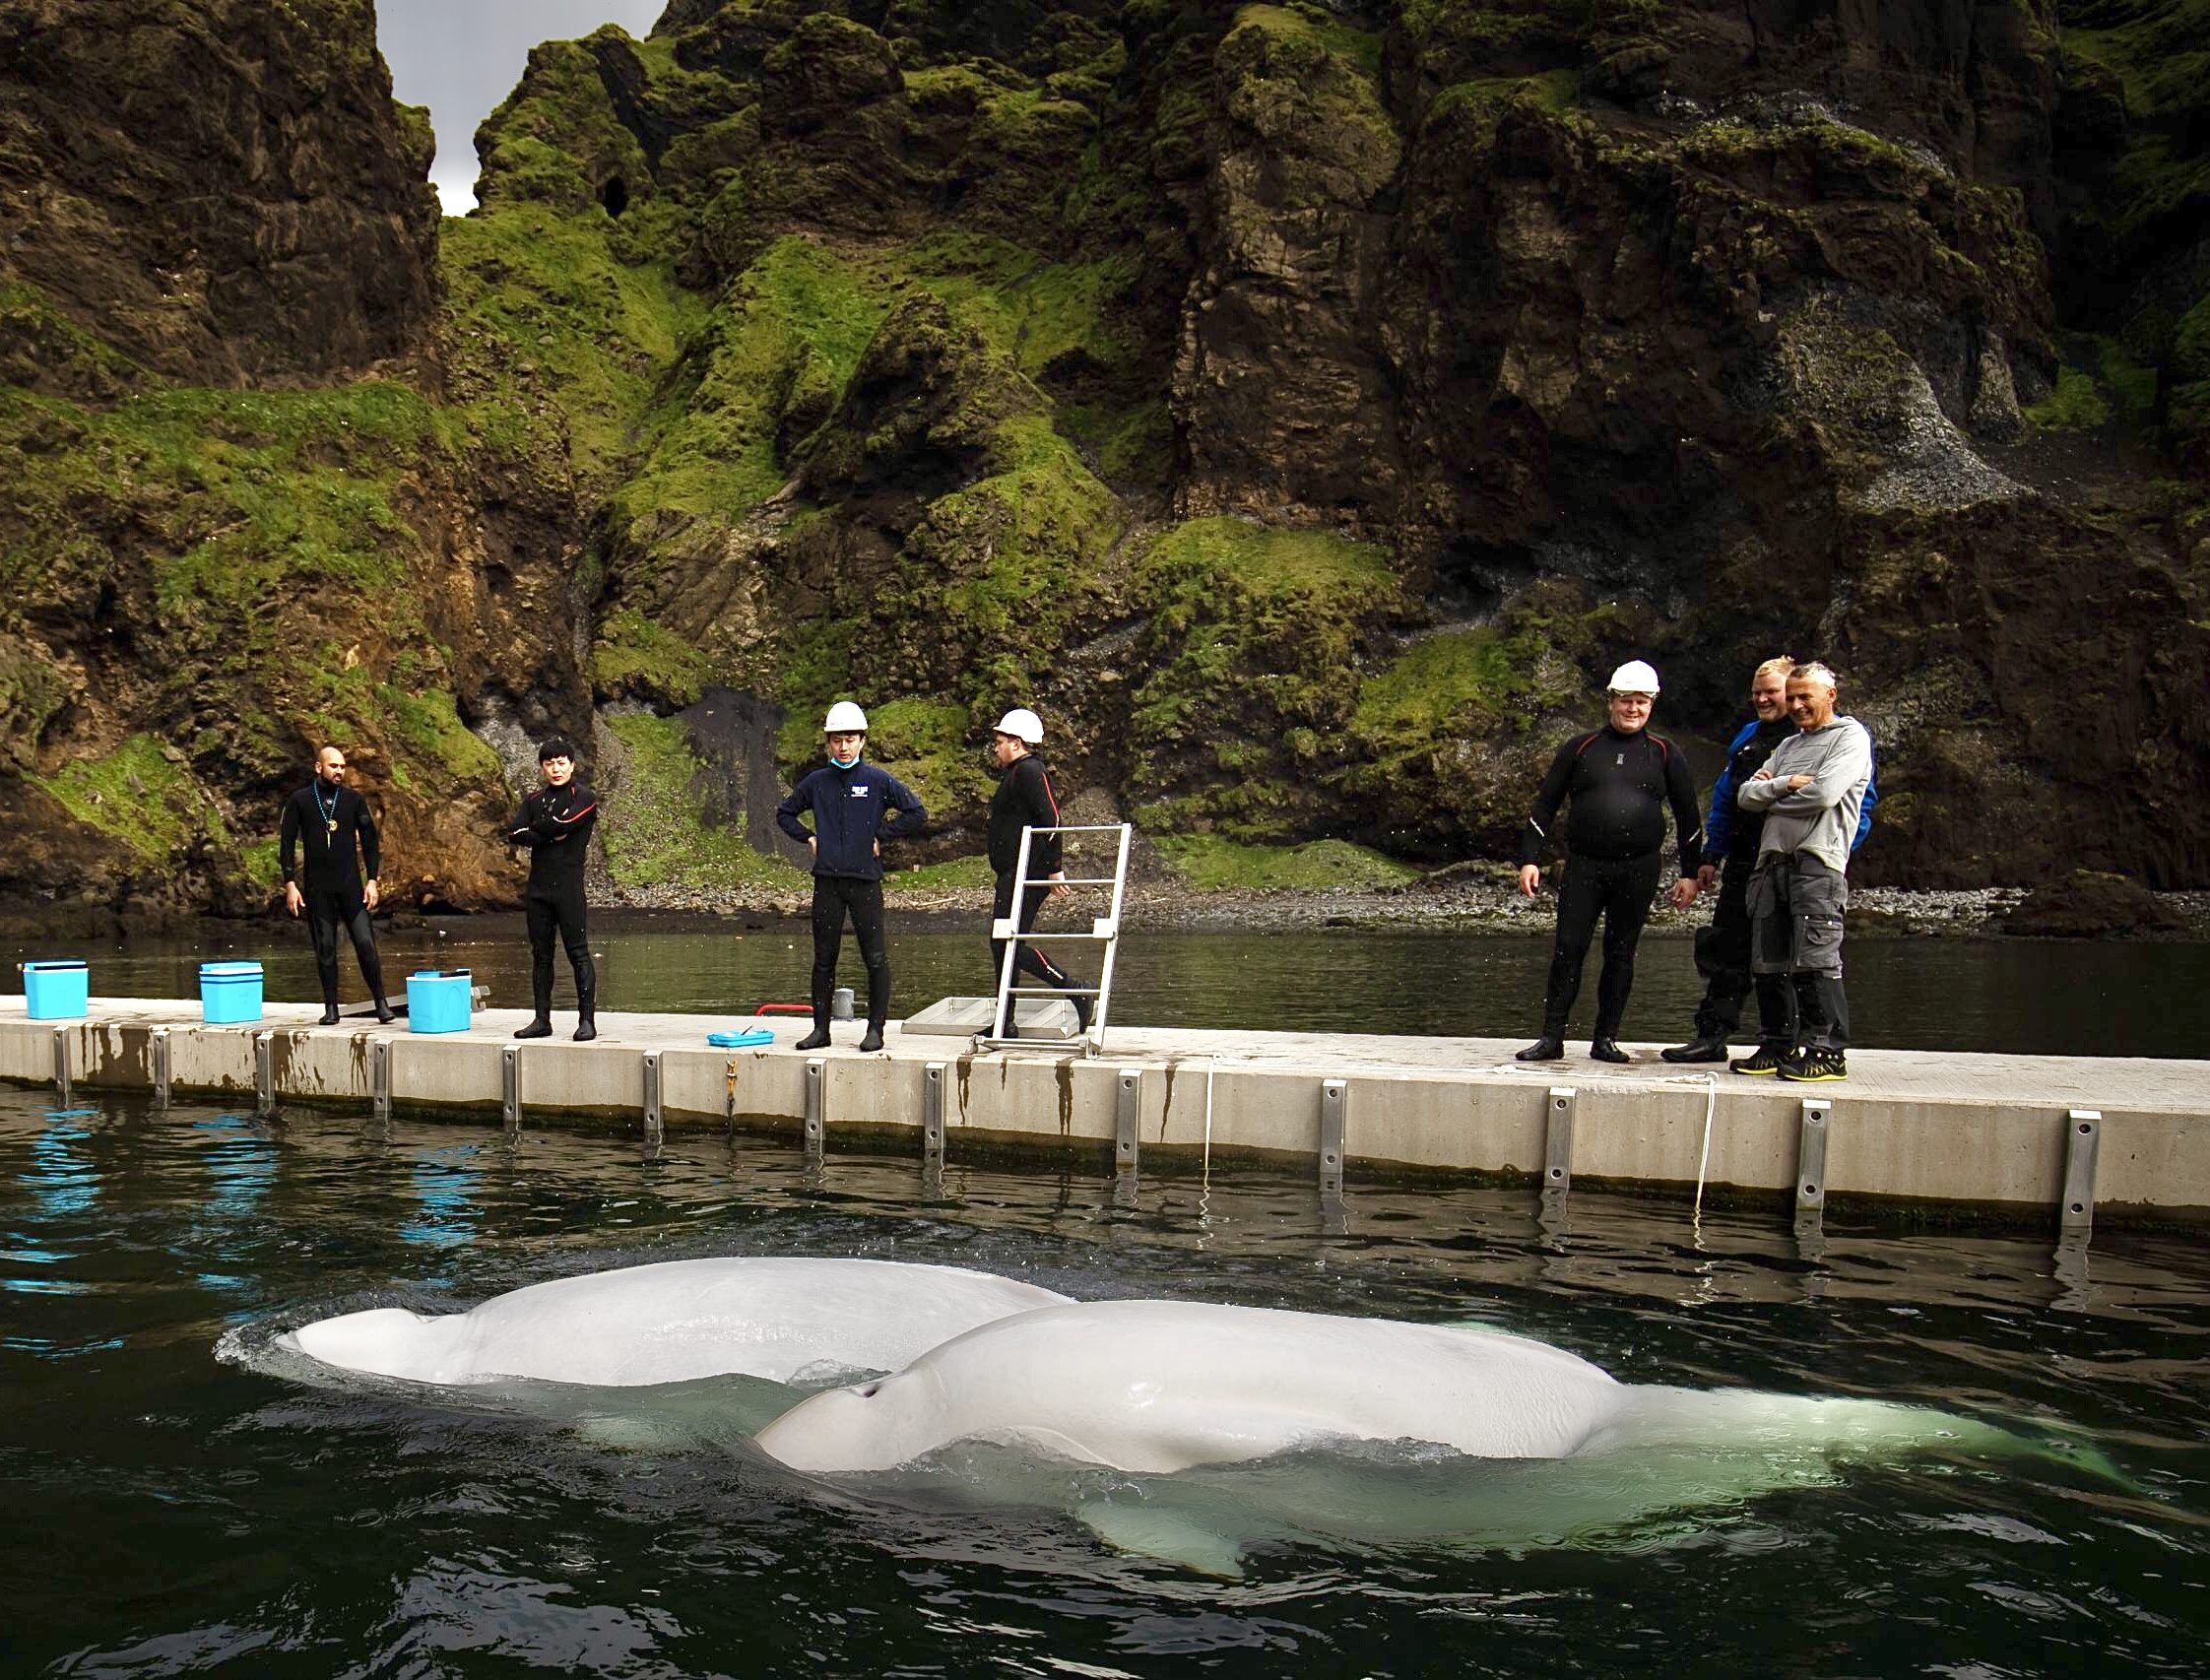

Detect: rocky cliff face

[2,0,2206,919]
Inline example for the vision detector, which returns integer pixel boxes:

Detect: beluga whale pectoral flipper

[283,1257,1072,1388]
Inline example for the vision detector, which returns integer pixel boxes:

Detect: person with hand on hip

[775,701,927,1053]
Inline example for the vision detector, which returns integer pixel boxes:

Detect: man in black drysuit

[775,701,927,1053]
[985,706,1093,1039]
[280,744,393,1025]
[507,737,600,1042]
[1515,661,1701,1064]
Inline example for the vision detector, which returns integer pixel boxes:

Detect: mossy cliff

[2,0,2208,915]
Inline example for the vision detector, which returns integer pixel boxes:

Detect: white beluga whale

[751,1298,2090,1576]
[284,1257,1072,1388]
[755,1299,1641,1473]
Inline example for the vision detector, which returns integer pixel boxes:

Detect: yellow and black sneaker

[1778,1048,1849,1082]
[1728,1043,1789,1075]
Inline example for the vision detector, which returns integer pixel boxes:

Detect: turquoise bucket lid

[199,961,263,978]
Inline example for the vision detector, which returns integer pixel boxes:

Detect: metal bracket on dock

[1795,1099,1832,1213]
[1319,1079,1347,1197]
[804,1058,825,1154]
[501,1046,520,1132]
[371,1038,391,1123]
[1544,1087,1577,1192]
[2060,1109,2102,1238]
[641,1052,663,1142]
[52,1026,71,1107]
[1115,1068,1140,1175]
[923,1063,946,1160]
[150,1027,170,1110]
[253,1032,275,1118]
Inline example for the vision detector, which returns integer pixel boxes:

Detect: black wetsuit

[986,752,1088,1033]
[508,781,599,1023]
[1691,717,1792,1039]
[1519,727,1702,1040]
[280,781,387,1011]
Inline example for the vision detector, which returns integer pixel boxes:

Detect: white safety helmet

[823,700,868,733]
[994,706,1044,744]
[1606,660,1661,696]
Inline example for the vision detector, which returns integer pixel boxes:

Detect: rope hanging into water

[1692,1072,1718,1227]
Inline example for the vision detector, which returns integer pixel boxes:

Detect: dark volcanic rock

[2004,869,2184,936]
[0,0,440,389]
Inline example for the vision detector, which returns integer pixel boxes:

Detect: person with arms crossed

[1730,662,1874,1082]
[508,738,600,1042]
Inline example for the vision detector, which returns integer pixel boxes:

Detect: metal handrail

[979,821,1133,1058]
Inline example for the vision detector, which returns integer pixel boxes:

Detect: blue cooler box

[199,961,264,1024]
[22,960,89,1020]
[407,969,472,1034]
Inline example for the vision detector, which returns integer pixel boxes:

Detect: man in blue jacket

[1663,657,1876,1063]
[776,702,927,1052]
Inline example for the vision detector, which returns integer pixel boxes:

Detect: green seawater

[6,1077,2207,1677]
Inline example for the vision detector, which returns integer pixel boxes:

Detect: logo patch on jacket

[848,785,873,799]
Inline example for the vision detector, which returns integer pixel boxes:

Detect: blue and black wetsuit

[1519,727,1702,1041]
[776,760,926,1036]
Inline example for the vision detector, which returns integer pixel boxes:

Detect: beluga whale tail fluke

[284,1257,1072,1388]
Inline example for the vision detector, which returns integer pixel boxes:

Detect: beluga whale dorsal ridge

[752,1298,1632,1474]
[285,1257,1072,1388]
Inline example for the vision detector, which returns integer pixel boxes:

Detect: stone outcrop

[2,0,2208,920]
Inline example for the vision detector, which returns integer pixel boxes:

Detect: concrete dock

[3,997,2205,1229]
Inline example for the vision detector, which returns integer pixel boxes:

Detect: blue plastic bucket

[407,969,472,1035]
[22,960,89,1021]
[199,961,264,1024]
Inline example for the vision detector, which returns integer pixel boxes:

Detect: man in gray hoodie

[1730,662,1874,1082]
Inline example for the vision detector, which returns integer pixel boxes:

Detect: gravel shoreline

[591,867,2210,939]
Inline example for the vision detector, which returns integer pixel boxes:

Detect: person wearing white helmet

[1514,659,1702,1064]
[774,700,927,1052]
[985,706,1093,1036]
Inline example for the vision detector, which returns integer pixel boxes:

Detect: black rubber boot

[319,978,341,1026]
[858,1025,885,1053]
[514,1018,552,1039]
[372,996,395,1025]
[572,982,597,1043]
[795,1027,832,1050]
[517,969,553,1038]
[1516,1036,1566,1062]
[1069,990,1094,1032]
[1589,1038,1629,1064]
[1661,1035,1728,1063]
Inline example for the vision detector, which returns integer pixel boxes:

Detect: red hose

[752,1002,813,1016]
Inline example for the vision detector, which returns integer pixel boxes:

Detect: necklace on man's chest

[315,783,340,835]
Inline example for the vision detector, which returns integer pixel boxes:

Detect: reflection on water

[13,919,2210,1057]
[3,1086,2206,1676]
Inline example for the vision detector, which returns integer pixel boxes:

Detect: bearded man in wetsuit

[507,737,600,1042]
[985,707,1094,1040]
[281,744,393,1024]
[1515,661,1702,1064]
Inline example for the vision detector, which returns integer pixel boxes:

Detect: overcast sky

[379,0,667,214]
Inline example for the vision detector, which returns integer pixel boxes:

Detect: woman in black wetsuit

[507,738,600,1041]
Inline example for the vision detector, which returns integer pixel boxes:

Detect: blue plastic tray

[706,1028,775,1048]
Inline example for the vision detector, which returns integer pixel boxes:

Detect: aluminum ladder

[978,822,1133,1057]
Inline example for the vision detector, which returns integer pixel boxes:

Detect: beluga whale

[749,1299,2089,1576]
[285,1257,1072,1388]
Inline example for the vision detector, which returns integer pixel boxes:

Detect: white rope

[1202,1056,1216,1186]
[1691,1072,1718,1227]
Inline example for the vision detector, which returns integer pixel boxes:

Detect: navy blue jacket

[776,761,926,879]
[1705,718,1878,862]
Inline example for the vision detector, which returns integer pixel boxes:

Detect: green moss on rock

[599,710,799,895]
[29,736,212,862]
